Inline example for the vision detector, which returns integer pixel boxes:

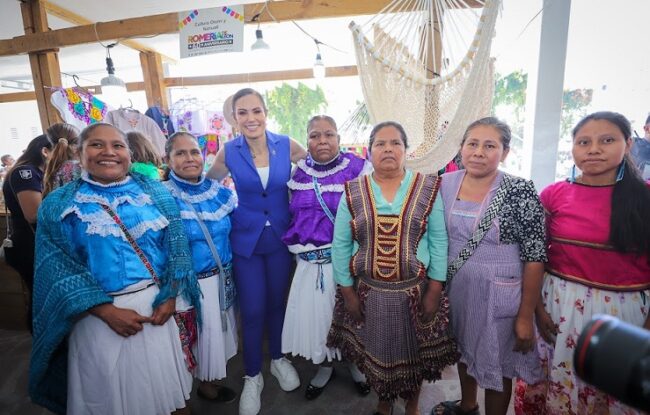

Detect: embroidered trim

[164,179,223,203]
[287,180,345,193]
[74,192,153,209]
[297,157,350,178]
[81,171,132,187]
[61,205,169,239]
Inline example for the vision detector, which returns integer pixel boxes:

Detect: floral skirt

[514,273,649,415]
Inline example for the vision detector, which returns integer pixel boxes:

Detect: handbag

[99,203,198,371]
[168,181,236,329]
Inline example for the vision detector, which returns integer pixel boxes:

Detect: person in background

[515,111,650,414]
[127,131,164,180]
[42,123,81,197]
[433,117,546,415]
[281,115,372,400]
[207,88,307,415]
[0,154,16,180]
[630,113,650,180]
[29,123,201,415]
[2,133,52,331]
[163,131,239,404]
[328,121,457,415]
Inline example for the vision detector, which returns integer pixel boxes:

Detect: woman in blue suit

[208,88,307,415]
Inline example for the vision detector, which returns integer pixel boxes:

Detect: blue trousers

[232,226,293,376]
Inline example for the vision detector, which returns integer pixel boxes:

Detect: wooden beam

[41,0,177,63]
[0,0,483,56]
[21,0,62,131]
[139,51,169,109]
[163,65,359,86]
[0,66,359,103]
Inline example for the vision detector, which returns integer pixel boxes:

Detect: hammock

[349,0,500,172]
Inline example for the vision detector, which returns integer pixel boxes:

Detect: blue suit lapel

[267,132,279,189]
[236,135,257,173]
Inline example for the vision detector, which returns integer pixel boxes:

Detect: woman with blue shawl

[29,123,201,415]
[163,132,238,403]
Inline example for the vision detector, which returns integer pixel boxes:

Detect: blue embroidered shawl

[29,172,201,414]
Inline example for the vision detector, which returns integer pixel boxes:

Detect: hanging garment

[105,109,167,156]
[51,88,109,131]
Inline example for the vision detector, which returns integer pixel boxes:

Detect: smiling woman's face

[369,125,406,174]
[81,125,131,184]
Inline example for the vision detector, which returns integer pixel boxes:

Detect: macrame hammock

[346,0,500,173]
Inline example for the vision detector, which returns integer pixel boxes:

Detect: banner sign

[179,6,244,59]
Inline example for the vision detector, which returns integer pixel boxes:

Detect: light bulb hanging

[99,44,127,106]
[250,28,270,51]
[313,52,325,80]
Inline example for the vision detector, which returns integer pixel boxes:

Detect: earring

[615,159,626,182]
[569,165,577,183]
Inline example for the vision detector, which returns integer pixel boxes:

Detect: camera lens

[574,314,650,412]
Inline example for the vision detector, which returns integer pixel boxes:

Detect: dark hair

[461,117,512,150]
[126,131,162,167]
[231,88,267,114]
[368,121,409,152]
[572,111,650,261]
[645,114,650,126]
[79,123,127,148]
[162,132,200,181]
[42,123,80,196]
[307,115,338,131]
[9,134,53,178]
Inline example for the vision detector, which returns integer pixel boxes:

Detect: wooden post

[21,0,62,132]
[139,51,168,110]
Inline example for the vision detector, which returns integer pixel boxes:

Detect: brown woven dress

[327,173,459,402]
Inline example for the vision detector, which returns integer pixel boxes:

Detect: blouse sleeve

[332,195,355,287]
[510,179,547,262]
[426,193,448,281]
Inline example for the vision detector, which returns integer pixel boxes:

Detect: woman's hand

[340,286,364,323]
[513,314,536,353]
[90,303,152,337]
[420,280,443,323]
[535,305,559,344]
[151,297,176,325]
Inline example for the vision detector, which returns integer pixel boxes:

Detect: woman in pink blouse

[515,111,650,415]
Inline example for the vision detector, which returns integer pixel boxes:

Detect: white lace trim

[61,205,169,240]
[296,157,350,178]
[287,180,345,193]
[164,179,222,203]
[73,192,153,209]
[81,170,132,187]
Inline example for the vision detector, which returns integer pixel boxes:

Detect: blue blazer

[224,131,292,258]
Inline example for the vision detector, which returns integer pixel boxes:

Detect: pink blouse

[541,181,650,291]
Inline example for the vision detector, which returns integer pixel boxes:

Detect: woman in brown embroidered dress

[328,121,458,415]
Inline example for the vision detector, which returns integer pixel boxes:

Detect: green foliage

[266,82,328,146]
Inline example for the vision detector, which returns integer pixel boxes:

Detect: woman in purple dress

[281,115,371,400]
[434,117,546,415]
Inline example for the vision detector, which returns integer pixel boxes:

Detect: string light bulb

[313,52,325,80]
[100,45,127,106]
[251,29,270,51]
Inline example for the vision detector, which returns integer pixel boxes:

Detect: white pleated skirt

[282,257,341,364]
[192,275,238,381]
[67,284,193,415]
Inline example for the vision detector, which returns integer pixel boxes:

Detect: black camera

[574,314,650,412]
